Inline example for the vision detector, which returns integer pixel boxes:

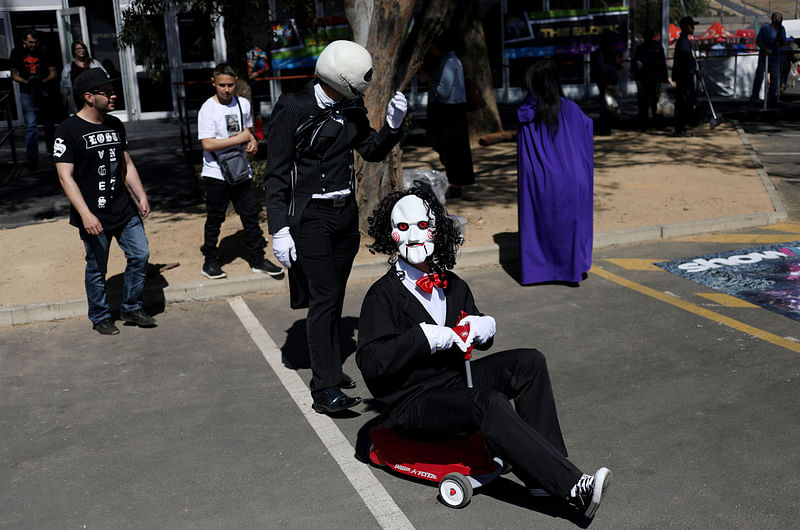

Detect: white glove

[271,226,296,269]
[461,315,496,346]
[420,323,469,354]
[385,91,407,129]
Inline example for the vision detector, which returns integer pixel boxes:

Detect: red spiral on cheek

[427,228,435,241]
[391,231,400,243]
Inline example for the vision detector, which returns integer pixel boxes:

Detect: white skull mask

[315,40,373,99]
[391,195,436,265]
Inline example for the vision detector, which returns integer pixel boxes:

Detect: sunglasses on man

[91,88,116,98]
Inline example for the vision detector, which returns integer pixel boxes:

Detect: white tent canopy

[784,19,800,39]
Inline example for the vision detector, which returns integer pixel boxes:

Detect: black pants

[637,80,660,127]
[201,177,266,263]
[295,198,360,395]
[674,80,696,133]
[427,101,475,186]
[384,348,582,498]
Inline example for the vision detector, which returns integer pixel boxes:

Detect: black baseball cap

[73,68,118,97]
[679,16,700,27]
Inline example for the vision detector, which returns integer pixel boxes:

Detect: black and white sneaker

[568,467,612,518]
[251,258,283,277]
[202,261,226,279]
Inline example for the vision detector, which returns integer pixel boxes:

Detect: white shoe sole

[201,270,226,279]
[585,467,612,518]
[251,267,284,277]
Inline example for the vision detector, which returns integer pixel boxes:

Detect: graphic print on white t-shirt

[225,113,241,136]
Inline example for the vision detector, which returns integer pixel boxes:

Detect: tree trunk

[451,0,503,144]
[346,0,457,232]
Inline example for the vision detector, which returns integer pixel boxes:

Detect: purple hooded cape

[517,95,593,284]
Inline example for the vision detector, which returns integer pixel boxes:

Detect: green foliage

[632,0,710,40]
[117,0,273,82]
[670,0,710,24]
[118,1,216,83]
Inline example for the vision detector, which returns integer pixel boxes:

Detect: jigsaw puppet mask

[391,195,436,265]
[315,40,373,100]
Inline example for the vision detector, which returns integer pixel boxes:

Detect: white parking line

[227,296,414,530]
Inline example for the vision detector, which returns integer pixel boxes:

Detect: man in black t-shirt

[54,68,156,335]
[10,30,57,168]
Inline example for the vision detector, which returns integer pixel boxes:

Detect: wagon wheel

[438,473,473,509]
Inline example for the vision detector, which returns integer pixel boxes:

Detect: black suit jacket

[356,269,493,410]
[264,81,401,234]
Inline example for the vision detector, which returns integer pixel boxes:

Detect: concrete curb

[1,125,788,327]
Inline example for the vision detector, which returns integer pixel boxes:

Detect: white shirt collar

[314,82,337,109]
[396,258,428,283]
[396,259,447,325]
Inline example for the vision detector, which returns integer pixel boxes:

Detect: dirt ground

[1,123,774,307]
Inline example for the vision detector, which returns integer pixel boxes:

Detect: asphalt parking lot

[3,223,800,528]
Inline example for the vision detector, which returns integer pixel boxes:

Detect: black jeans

[385,348,582,498]
[295,197,360,395]
[674,79,696,132]
[201,177,266,264]
[637,80,660,127]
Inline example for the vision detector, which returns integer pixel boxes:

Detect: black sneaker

[251,258,284,277]
[93,318,120,335]
[568,467,612,518]
[202,261,226,279]
[120,309,157,328]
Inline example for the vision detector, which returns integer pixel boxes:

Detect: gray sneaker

[120,309,157,328]
[93,318,120,335]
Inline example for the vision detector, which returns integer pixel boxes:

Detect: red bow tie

[416,273,447,294]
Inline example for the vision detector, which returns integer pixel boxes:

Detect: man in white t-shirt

[198,63,282,279]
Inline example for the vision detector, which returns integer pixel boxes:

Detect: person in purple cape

[517,59,594,286]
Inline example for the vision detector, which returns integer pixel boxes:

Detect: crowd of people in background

[10,12,800,170]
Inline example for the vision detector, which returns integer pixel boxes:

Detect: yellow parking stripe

[604,259,664,271]
[763,223,800,233]
[695,293,759,308]
[673,234,800,244]
[590,265,800,354]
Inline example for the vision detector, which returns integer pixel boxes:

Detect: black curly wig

[367,187,464,272]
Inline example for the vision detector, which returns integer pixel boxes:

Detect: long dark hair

[524,59,564,134]
[367,187,463,273]
[72,40,93,63]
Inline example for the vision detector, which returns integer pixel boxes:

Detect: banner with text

[505,8,628,60]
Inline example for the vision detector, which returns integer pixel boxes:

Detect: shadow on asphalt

[493,231,521,282]
[481,478,593,528]
[106,262,172,317]
[280,316,358,371]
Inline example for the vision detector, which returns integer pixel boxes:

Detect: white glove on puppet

[419,323,469,354]
[461,315,496,346]
[271,226,296,269]
[386,91,408,129]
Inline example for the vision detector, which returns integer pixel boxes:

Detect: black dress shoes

[339,372,357,389]
[312,388,361,414]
